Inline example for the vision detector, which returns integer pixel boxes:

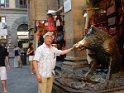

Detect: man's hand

[73,43,79,49]
[36,74,42,82]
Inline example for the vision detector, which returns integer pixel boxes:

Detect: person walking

[0,44,10,93]
[33,32,75,93]
[27,43,35,74]
[18,47,22,68]
[13,46,21,68]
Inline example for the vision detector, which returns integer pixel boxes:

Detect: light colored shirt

[33,43,62,78]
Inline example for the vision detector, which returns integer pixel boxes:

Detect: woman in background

[26,43,35,74]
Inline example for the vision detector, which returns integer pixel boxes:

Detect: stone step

[53,80,97,93]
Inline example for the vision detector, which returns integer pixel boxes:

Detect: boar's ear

[91,25,98,33]
[91,25,96,31]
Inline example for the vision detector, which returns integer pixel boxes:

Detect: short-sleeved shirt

[33,43,62,78]
[0,45,9,66]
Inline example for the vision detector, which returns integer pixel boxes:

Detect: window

[0,16,6,22]
[16,0,27,8]
[6,0,9,7]
[0,0,5,8]
[1,0,5,4]
[17,24,28,31]
[19,0,27,8]
[0,0,9,8]
[20,0,26,5]
[0,16,7,29]
[1,17,5,22]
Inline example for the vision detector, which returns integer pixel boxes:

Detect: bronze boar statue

[75,26,121,81]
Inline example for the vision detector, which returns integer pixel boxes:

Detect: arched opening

[17,24,28,31]
[17,24,29,48]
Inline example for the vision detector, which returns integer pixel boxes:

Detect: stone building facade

[0,0,28,56]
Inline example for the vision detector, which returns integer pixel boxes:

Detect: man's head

[43,32,54,46]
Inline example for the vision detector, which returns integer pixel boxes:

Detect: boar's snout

[75,39,87,50]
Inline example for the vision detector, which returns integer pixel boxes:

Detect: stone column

[28,0,47,48]
[34,0,47,47]
[28,0,35,29]
[62,0,88,72]
[34,0,47,20]
[28,0,36,47]
[47,0,58,10]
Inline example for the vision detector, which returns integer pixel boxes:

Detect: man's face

[44,35,53,45]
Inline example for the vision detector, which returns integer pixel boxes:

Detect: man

[33,32,74,93]
[0,44,10,93]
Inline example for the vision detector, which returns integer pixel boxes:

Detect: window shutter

[15,0,19,8]
[6,0,9,7]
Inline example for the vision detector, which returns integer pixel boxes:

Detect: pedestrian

[18,47,22,68]
[0,44,10,93]
[33,32,75,93]
[13,45,21,68]
[26,43,35,74]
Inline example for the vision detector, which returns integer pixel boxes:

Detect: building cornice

[0,8,28,14]
[0,8,28,11]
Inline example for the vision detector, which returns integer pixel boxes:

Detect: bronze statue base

[53,62,124,93]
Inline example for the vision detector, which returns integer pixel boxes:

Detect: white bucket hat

[43,32,54,39]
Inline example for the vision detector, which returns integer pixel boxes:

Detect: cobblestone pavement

[0,58,38,93]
